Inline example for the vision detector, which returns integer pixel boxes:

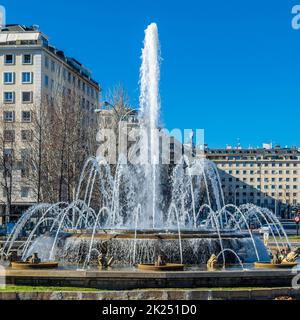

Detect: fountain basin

[137,263,185,271]
[254,262,297,269]
[65,229,253,240]
[46,229,270,266]
[11,262,58,270]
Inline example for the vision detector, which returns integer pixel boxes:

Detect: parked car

[258,224,283,236]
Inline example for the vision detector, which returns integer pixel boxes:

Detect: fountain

[10,253,58,270]
[254,248,299,269]
[0,23,292,272]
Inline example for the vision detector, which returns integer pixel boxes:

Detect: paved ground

[0,287,299,300]
[1,268,299,290]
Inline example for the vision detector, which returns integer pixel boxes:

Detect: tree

[0,117,20,223]
[98,85,138,166]
[24,82,98,204]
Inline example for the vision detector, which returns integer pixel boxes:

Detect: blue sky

[1,0,300,148]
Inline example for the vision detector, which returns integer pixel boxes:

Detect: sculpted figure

[271,250,281,264]
[98,240,114,269]
[207,254,218,270]
[155,255,166,267]
[282,248,300,263]
[28,253,41,264]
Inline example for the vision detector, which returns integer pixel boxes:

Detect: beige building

[205,146,300,217]
[0,24,100,223]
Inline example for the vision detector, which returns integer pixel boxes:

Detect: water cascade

[0,23,290,269]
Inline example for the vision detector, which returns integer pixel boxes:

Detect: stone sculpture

[207,254,218,270]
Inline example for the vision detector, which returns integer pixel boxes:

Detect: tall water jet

[139,23,161,229]
[0,22,287,270]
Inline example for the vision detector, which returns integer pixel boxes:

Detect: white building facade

[0,24,100,223]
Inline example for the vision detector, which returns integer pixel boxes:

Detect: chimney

[0,6,6,30]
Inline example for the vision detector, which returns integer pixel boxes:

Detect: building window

[3,72,15,84]
[56,66,61,77]
[44,75,49,87]
[22,72,33,84]
[4,54,15,65]
[21,130,32,141]
[3,91,15,103]
[3,130,15,142]
[51,60,55,72]
[21,167,29,178]
[3,111,15,122]
[23,54,33,65]
[21,187,30,198]
[45,56,49,69]
[3,149,13,160]
[21,111,31,122]
[22,91,33,103]
[20,149,30,161]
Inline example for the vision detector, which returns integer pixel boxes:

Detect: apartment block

[0,24,100,222]
[205,146,300,217]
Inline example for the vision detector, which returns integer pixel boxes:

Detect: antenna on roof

[0,5,6,30]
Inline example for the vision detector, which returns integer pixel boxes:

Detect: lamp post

[273,176,286,218]
[95,101,138,123]
[234,187,242,207]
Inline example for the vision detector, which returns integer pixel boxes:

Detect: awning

[0,33,7,43]
[0,32,40,43]
[7,32,40,41]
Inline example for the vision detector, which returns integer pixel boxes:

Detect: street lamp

[234,187,243,207]
[95,101,138,123]
[273,171,285,218]
[274,186,278,217]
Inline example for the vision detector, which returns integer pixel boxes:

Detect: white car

[258,224,281,236]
